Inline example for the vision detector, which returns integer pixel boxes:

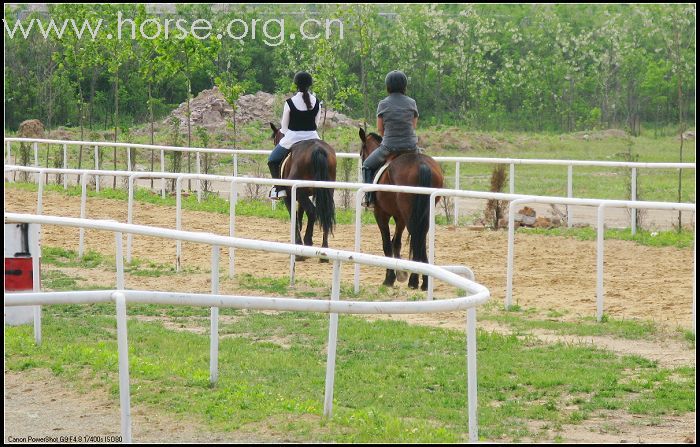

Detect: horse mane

[368,132,383,143]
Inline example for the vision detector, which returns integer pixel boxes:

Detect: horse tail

[312,147,336,235]
[408,162,432,262]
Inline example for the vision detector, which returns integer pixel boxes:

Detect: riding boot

[267,161,286,199]
[362,167,376,207]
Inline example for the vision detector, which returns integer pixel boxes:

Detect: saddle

[280,139,323,177]
[372,148,424,184]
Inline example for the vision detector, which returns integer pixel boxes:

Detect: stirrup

[268,187,287,200]
[361,194,374,209]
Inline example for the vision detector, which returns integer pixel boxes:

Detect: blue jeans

[362,144,392,184]
[268,144,289,167]
[268,144,290,182]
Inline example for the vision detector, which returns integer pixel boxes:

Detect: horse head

[270,122,284,146]
[358,127,382,163]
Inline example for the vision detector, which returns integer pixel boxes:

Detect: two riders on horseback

[268,69,423,208]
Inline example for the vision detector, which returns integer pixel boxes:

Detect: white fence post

[289,185,298,286]
[210,246,220,384]
[79,173,88,258]
[63,144,68,189]
[596,205,606,322]
[466,307,478,442]
[506,198,529,309]
[428,192,439,300]
[567,165,573,228]
[196,151,202,203]
[160,149,166,198]
[229,180,237,277]
[127,175,136,263]
[631,167,637,235]
[114,292,132,444]
[94,145,100,193]
[509,163,515,194]
[454,162,460,227]
[323,260,342,418]
[36,171,44,215]
[176,177,182,272]
[33,142,39,183]
[353,188,365,294]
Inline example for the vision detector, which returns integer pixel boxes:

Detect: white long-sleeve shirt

[278,91,322,149]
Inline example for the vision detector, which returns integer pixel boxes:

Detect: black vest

[287,97,319,131]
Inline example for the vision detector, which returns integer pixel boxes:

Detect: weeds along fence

[5,165,696,328]
[5,137,696,233]
[4,212,490,443]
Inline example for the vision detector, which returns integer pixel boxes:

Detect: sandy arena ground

[5,188,695,329]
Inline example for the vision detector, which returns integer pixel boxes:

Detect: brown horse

[359,128,444,290]
[270,123,337,257]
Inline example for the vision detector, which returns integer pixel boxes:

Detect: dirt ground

[5,188,695,329]
[4,188,697,443]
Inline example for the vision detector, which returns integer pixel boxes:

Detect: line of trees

[4,3,695,134]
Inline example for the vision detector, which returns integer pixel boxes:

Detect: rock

[514,207,536,226]
[518,206,536,217]
[534,216,553,229]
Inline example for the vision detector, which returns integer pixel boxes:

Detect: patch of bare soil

[549,410,696,444]
[3,369,279,444]
[6,188,694,331]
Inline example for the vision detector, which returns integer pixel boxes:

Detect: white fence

[5,137,696,233]
[4,212,490,443]
[5,165,696,328]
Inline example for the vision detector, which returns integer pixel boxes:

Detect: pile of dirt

[17,119,45,138]
[573,129,629,141]
[165,88,358,132]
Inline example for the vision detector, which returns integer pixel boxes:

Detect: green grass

[5,306,695,442]
[9,250,695,442]
[480,312,658,340]
[518,226,694,249]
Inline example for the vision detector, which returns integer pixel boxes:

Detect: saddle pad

[373,162,391,184]
[280,152,291,178]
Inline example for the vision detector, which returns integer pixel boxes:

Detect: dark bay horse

[270,123,336,258]
[359,128,444,290]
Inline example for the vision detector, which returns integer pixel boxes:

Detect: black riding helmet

[385,70,407,94]
[294,71,313,90]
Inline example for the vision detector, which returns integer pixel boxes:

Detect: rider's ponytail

[294,71,314,110]
[301,90,312,110]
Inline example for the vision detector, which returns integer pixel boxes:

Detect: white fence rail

[6,137,696,232]
[4,212,489,443]
[4,165,696,325]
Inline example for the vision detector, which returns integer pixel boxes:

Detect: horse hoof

[396,271,408,282]
[296,256,308,262]
[382,280,396,287]
[319,258,329,264]
[420,284,428,291]
[408,282,419,290]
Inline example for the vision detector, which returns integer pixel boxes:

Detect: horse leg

[320,212,330,264]
[376,210,396,287]
[299,195,316,247]
[295,199,309,261]
[393,220,408,283]
[408,226,420,289]
[420,235,430,291]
